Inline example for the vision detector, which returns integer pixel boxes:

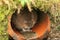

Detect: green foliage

[0,14,5,22]
[20,0,26,6]
[0,1,14,40]
[57,25,60,30]
[18,0,31,7]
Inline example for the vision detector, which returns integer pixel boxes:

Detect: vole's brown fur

[11,7,37,32]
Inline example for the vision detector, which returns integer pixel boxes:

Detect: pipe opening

[9,7,49,40]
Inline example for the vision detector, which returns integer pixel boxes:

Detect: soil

[47,16,60,40]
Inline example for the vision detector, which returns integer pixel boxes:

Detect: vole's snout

[24,26,31,29]
[24,21,33,28]
[22,27,32,32]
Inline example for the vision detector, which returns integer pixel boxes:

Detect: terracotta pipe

[32,13,50,39]
[7,9,50,40]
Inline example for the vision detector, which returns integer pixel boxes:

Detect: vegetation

[0,0,60,40]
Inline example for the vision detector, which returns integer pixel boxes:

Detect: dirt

[47,16,60,40]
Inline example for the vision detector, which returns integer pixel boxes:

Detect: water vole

[11,8,37,32]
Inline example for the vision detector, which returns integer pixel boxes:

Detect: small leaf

[21,0,26,7]
[57,25,60,31]
[0,13,5,22]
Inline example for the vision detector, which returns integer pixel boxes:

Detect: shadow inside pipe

[11,7,46,31]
